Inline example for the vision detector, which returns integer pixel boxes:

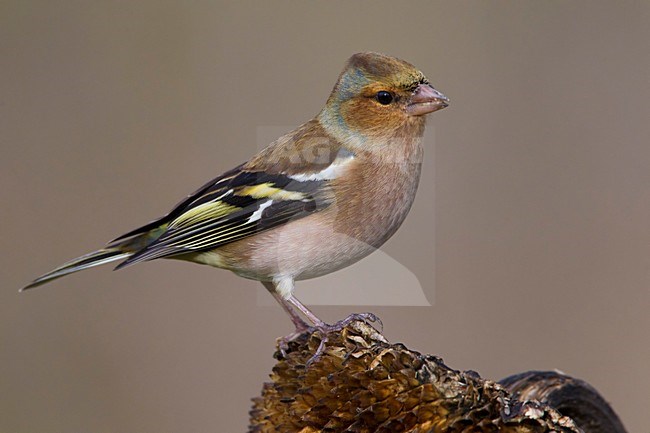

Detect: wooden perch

[248,321,626,433]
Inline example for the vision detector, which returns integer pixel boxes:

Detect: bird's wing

[114,168,332,268]
[109,165,246,243]
[111,119,346,246]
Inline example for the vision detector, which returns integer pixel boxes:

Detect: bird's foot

[327,312,383,333]
[277,325,309,358]
[305,312,382,367]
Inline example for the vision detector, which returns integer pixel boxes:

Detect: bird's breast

[205,135,425,282]
[333,144,423,250]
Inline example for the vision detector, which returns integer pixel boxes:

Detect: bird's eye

[376,91,393,105]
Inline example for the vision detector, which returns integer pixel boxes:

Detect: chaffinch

[23,52,448,343]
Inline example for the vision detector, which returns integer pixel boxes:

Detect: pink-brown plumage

[24,52,449,340]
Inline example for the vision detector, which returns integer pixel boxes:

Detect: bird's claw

[277,312,382,365]
[331,312,383,333]
[276,325,310,358]
[304,312,382,367]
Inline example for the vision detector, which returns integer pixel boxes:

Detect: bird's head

[320,52,448,144]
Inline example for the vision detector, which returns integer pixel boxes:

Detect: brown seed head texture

[249,322,583,433]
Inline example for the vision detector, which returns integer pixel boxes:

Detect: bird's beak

[406,84,449,116]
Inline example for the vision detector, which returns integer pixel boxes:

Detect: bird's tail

[22,247,132,291]
[22,223,168,291]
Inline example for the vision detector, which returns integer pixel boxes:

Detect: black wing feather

[114,169,330,269]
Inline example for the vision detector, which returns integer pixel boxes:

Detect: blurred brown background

[2,1,649,432]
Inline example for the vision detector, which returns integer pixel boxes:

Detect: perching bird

[23,52,448,345]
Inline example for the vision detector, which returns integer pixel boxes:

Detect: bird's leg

[265,278,381,365]
[264,283,310,330]
[285,293,327,327]
[262,281,310,356]
[286,293,382,366]
[286,293,381,330]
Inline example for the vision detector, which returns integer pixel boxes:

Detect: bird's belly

[198,210,378,282]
